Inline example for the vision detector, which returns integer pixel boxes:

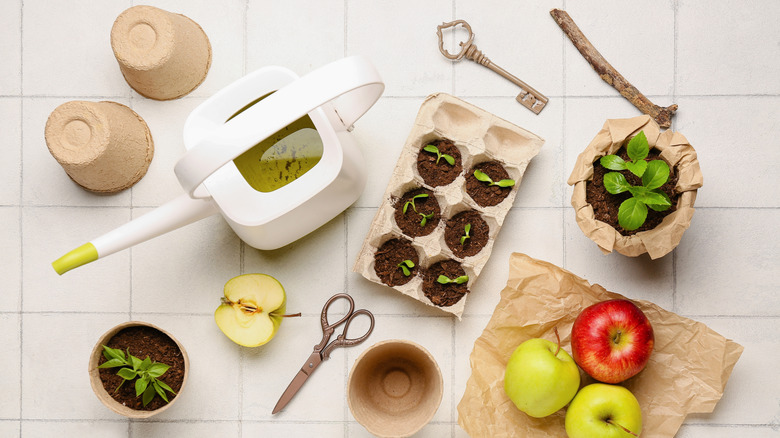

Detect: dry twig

[550,9,677,128]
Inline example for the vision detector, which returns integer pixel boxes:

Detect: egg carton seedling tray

[354,93,544,318]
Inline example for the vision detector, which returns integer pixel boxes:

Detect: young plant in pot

[568,116,703,259]
[88,321,188,418]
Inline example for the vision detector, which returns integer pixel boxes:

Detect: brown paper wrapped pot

[44,100,154,193]
[568,115,703,259]
[111,5,212,100]
[88,321,189,419]
[348,340,443,438]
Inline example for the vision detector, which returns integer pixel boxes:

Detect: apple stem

[281,313,302,318]
[554,327,561,356]
[606,419,639,437]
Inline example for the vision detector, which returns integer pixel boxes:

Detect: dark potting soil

[416,138,463,187]
[393,187,441,238]
[422,259,469,307]
[587,148,680,236]
[444,210,489,258]
[98,326,185,411]
[374,238,420,286]
[465,161,513,207]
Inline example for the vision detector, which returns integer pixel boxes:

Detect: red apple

[571,299,654,384]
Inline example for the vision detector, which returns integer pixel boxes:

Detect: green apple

[215,274,293,347]
[565,383,642,438]
[503,335,581,418]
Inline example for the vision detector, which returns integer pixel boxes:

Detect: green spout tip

[52,243,98,275]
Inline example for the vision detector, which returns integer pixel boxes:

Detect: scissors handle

[322,309,375,360]
[314,293,355,351]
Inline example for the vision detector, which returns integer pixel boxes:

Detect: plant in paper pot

[565,383,643,438]
[215,273,300,347]
[571,299,654,384]
[503,329,580,418]
[88,321,188,418]
[568,116,703,259]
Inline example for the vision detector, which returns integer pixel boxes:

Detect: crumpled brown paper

[457,253,743,438]
[568,115,703,259]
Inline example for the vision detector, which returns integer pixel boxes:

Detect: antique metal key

[437,20,549,114]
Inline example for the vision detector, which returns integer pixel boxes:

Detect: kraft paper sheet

[568,115,703,259]
[457,253,743,438]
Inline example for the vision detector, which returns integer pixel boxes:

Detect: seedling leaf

[98,358,127,369]
[600,155,627,171]
[603,172,630,194]
[423,144,456,166]
[642,160,670,190]
[153,381,169,403]
[460,223,471,245]
[129,354,142,371]
[117,367,138,381]
[437,274,469,285]
[624,159,648,177]
[102,346,126,363]
[647,190,672,211]
[135,376,150,397]
[142,384,155,406]
[495,179,515,188]
[473,169,492,183]
[618,197,648,231]
[399,265,410,276]
[155,379,175,394]
[626,131,649,162]
[423,145,438,154]
[147,363,170,378]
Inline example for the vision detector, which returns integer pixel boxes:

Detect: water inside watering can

[228,94,324,193]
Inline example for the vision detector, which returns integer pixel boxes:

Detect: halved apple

[215,273,291,347]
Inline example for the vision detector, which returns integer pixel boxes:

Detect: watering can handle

[173,55,385,198]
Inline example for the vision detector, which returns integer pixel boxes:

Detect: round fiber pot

[348,340,443,438]
[567,115,703,259]
[44,100,154,193]
[88,321,188,418]
[111,5,212,100]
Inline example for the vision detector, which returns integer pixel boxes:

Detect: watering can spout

[52,194,218,275]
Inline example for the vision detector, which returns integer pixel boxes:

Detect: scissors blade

[272,369,310,414]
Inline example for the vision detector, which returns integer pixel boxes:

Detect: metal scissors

[272,293,375,414]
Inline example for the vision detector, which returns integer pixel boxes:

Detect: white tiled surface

[2,1,778,437]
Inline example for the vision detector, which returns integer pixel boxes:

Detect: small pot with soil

[444,210,489,258]
[393,187,442,238]
[373,237,420,286]
[568,116,703,259]
[422,259,470,307]
[416,138,463,187]
[465,161,515,207]
[88,321,188,418]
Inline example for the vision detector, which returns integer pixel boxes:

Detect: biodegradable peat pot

[568,115,703,259]
[348,340,443,438]
[44,100,154,193]
[88,321,188,418]
[111,5,212,100]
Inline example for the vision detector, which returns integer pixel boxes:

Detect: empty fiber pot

[348,340,443,438]
[111,5,211,100]
[44,100,154,193]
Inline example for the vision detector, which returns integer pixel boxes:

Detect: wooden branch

[550,8,677,128]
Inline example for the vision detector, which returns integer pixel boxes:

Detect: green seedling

[423,144,456,166]
[419,211,435,227]
[98,345,176,407]
[437,274,469,285]
[403,193,429,214]
[599,130,651,178]
[397,259,415,276]
[603,160,671,231]
[473,169,515,187]
[599,130,672,231]
[460,223,472,245]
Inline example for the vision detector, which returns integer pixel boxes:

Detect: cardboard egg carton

[353,93,544,318]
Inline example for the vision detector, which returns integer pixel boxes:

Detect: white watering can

[53,56,384,275]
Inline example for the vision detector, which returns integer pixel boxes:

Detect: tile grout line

[238,2,249,437]
[18,0,24,433]
[671,0,679,313]
[560,0,568,271]
[343,2,350,435]
[449,3,456,436]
